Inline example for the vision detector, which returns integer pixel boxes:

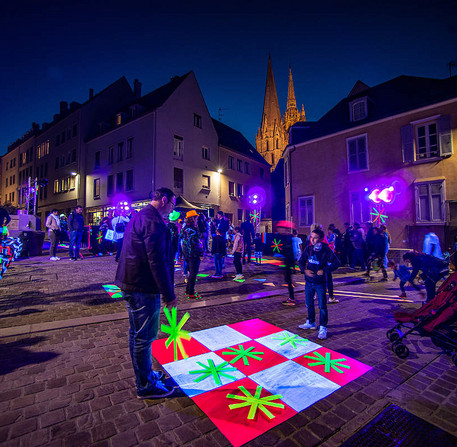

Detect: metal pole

[33,178,38,215]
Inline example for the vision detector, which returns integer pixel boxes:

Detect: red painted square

[227,318,283,339]
[215,340,288,375]
[293,346,372,386]
[192,377,297,447]
[152,336,210,365]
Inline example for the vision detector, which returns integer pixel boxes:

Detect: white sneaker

[298,320,317,330]
[317,326,327,340]
[328,297,339,304]
[50,257,57,261]
[55,256,61,261]
[233,275,241,280]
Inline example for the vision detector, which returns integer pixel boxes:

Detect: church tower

[283,65,306,132]
[255,55,288,170]
[256,57,306,170]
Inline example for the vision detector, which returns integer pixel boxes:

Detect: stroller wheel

[388,332,400,343]
[393,343,410,359]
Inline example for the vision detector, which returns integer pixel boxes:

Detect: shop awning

[175,196,206,211]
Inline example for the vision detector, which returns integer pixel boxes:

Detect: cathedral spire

[286,64,297,110]
[260,54,282,131]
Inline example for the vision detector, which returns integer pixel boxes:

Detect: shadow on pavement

[0,336,60,375]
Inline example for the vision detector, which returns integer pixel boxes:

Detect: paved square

[155,318,372,446]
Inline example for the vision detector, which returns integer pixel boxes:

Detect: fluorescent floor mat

[156,318,372,447]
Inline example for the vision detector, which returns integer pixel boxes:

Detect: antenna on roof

[218,107,229,121]
[448,59,457,77]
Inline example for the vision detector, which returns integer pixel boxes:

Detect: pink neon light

[369,186,395,204]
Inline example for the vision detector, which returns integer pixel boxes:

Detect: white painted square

[249,360,340,412]
[190,325,251,351]
[163,352,245,398]
[255,330,322,359]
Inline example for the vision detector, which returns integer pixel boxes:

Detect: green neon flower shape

[222,345,264,366]
[271,239,283,253]
[189,359,237,385]
[271,332,308,349]
[161,307,191,361]
[227,385,284,420]
[303,351,351,374]
[97,231,103,244]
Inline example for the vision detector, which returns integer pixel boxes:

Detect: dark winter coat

[211,234,227,256]
[68,212,84,232]
[115,204,176,302]
[298,243,341,284]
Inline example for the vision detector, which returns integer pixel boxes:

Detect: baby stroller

[386,271,457,366]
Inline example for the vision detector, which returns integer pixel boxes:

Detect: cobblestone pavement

[0,250,456,446]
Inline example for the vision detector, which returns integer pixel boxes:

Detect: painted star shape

[161,307,191,361]
[271,238,283,253]
[189,359,237,385]
[227,385,285,420]
[222,345,264,366]
[303,351,351,374]
[271,332,309,349]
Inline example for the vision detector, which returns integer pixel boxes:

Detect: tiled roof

[290,75,457,145]
[212,119,270,166]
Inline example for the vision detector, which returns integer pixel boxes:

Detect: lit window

[202,175,210,190]
[93,178,100,199]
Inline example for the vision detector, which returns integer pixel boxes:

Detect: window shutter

[401,124,414,162]
[438,114,453,157]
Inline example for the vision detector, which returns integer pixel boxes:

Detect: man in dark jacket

[241,218,255,264]
[298,228,340,340]
[403,251,449,302]
[68,205,84,261]
[115,187,177,399]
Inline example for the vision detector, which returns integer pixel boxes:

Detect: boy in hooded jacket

[298,228,340,340]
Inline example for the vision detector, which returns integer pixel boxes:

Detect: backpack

[115,220,125,233]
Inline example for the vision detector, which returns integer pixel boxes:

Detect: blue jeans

[305,282,328,327]
[69,230,83,259]
[213,253,223,276]
[124,292,161,395]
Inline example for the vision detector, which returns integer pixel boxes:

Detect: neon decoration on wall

[370,206,388,225]
[368,186,395,204]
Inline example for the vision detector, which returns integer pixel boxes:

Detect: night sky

[1,0,456,155]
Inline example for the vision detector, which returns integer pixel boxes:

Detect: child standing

[254,233,263,265]
[232,227,244,280]
[387,259,416,298]
[211,229,226,278]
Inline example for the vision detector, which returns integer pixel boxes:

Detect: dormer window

[349,98,368,122]
[116,114,122,126]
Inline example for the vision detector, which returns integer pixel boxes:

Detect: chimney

[31,122,40,132]
[60,101,68,114]
[89,88,94,99]
[134,79,142,99]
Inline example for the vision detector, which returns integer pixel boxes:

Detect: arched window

[266,141,269,151]
[276,139,279,149]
